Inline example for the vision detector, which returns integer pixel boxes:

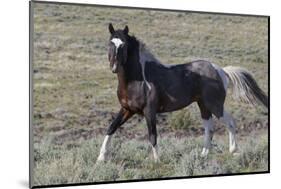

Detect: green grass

[32,2,269,186]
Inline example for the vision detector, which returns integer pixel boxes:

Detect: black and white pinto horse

[97,24,268,162]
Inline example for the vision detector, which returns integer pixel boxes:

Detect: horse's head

[108,23,129,73]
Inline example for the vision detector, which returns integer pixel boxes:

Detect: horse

[96,23,268,162]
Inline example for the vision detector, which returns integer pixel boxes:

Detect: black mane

[123,35,143,81]
[127,35,139,53]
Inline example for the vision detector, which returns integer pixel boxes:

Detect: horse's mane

[138,42,161,64]
[128,35,162,65]
[128,35,164,90]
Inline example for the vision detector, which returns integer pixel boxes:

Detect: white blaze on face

[111,38,124,54]
[110,38,124,72]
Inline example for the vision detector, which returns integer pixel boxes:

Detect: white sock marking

[219,111,237,153]
[97,135,112,161]
[152,145,160,162]
[201,118,214,156]
[201,148,209,157]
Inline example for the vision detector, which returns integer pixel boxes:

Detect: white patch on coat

[97,135,112,162]
[138,42,161,91]
[211,63,229,92]
[219,111,237,154]
[201,118,214,157]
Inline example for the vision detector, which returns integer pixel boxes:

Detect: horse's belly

[156,72,198,113]
[158,93,193,113]
[159,103,191,113]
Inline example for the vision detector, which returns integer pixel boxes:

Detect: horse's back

[182,60,218,79]
[145,60,226,117]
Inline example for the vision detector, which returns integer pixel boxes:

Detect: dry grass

[33,132,268,186]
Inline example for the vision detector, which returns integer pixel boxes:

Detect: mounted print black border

[29,0,270,188]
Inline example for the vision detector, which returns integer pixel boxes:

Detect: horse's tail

[223,66,268,109]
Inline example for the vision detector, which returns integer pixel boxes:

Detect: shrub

[91,162,119,182]
[168,109,198,130]
[33,133,268,185]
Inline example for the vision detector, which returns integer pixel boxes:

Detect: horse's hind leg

[197,101,214,157]
[96,108,133,162]
[219,111,237,154]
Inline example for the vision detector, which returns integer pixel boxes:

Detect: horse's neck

[117,39,142,90]
[117,66,128,90]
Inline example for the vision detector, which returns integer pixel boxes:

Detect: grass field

[33,132,268,185]
[32,2,269,186]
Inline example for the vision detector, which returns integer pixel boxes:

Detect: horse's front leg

[144,106,159,162]
[96,108,133,162]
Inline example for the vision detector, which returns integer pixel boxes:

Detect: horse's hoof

[95,159,106,166]
[96,159,104,164]
[154,157,160,163]
[201,148,209,157]
[229,145,238,154]
[96,155,106,162]
[232,152,240,156]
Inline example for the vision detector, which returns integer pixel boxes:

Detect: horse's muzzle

[111,63,117,73]
[109,57,118,73]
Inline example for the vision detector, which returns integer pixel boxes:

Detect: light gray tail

[223,66,268,109]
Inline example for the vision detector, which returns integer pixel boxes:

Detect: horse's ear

[109,23,115,35]
[123,25,129,35]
